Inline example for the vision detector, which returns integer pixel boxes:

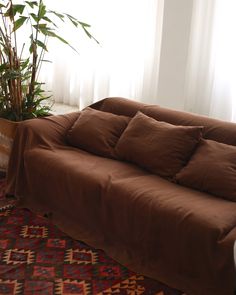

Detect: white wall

[156,0,193,110]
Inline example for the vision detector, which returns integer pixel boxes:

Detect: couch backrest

[91,97,147,117]
[91,97,236,146]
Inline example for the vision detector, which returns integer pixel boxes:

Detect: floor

[50,103,79,115]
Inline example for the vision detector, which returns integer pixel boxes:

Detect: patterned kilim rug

[0,179,183,295]
[0,178,17,212]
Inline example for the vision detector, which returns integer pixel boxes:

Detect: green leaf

[4,69,21,80]
[38,26,52,33]
[42,16,57,27]
[5,4,25,18]
[48,10,65,21]
[82,27,99,44]
[39,27,79,52]
[13,16,28,31]
[30,13,38,22]
[21,72,32,81]
[29,33,33,41]
[38,23,47,28]
[34,107,51,117]
[38,2,46,18]
[66,14,91,28]
[67,17,78,28]
[12,4,25,15]
[33,89,44,97]
[34,81,45,85]
[4,6,13,18]
[42,59,52,63]
[49,32,69,45]
[0,63,8,72]
[78,21,91,28]
[29,42,34,53]
[20,58,30,71]
[65,13,77,21]
[31,112,37,118]
[25,1,38,9]
[36,39,47,51]
[82,27,92,39]
[39,27,64,40]
[33,23,47,30]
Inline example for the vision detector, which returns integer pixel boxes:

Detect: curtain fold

[40,0,164,109]
[184,0,236,121]
[39,1,236,120]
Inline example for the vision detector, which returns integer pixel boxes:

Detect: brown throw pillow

[115,111,203,179]
[176,139,236,202]
[67,107,130,159]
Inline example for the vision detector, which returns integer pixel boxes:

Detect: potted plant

[0,0,96,171]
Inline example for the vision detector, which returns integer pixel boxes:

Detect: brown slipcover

[176,139,236,202]
[6,97,236,295]
[67,107,130,159]
[116,111,203,179]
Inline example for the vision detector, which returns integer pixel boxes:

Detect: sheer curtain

[184,0,236,121]
[40,0,164,109]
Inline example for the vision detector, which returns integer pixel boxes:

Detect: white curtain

[184,0,236,121]
[40,0,164,109]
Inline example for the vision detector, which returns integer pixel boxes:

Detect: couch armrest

[6,112,79,196]
[18,112,79,147]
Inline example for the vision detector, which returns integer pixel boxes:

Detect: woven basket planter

[0,118,19,172]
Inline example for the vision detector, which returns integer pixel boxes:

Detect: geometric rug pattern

[0,180,183,294]
[0,178,17,212]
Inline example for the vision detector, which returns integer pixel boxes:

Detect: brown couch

[6,97,236,295]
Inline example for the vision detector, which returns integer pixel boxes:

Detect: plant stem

[28,0,42,104]
[10,0,22,119]
[36,34,47,80]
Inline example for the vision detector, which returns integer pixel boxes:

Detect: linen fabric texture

[67,107,130,159]
[176,139,236,202]
[115,111,203,179]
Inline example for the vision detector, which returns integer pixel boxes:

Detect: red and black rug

[0,179,183,294]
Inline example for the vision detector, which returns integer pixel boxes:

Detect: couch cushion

[67,107,130,159]
[176,139,236,202]
[115,111,203,179]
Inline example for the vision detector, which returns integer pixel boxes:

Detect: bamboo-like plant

[0,0,96,121]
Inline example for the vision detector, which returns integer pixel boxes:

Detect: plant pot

[0,118,19,172]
